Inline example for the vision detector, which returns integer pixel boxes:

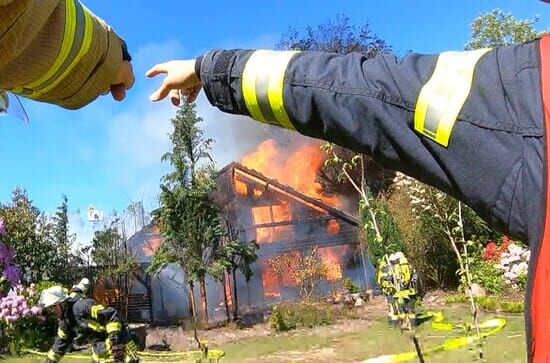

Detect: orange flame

[252,203,293,243]
[318,245,350,281]
[262,260,281,298]
[327,219,340,234]
[234,178,248,195]
[241,139,340,207]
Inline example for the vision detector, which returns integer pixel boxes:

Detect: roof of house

[218,162,359,226]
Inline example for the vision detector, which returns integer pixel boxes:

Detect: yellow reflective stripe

[57,328,68,340]
[242,50,298,130]
[14,1,93,97]
[47,349,62,362]
[91,304,105,319]
[87,320,106,332]
[106,321,122,334]
[91,352,101,362]
[414,48,490,147]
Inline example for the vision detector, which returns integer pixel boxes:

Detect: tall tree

[51,195,79,285]
[0,188,56,283]
[91,220,139,317]
[150,102,222,325]
[213,227,259,321]
[465,9,542,50]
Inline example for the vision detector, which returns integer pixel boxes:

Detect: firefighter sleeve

[88,303,123,346]
[200,43,545,242]
[46,321,71,362]
[0,0,127,109]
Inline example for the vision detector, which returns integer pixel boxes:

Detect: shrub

[270,301,334,332]
[470,258,506,295]
[497,243,530,289]
[500,301,524,313]
[475,296,499,311]
[444,294,523,313]
[444,294,469,304]
[342,278,360,293]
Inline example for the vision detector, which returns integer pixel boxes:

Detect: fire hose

[22,347,225,362]
[362,312,507,363]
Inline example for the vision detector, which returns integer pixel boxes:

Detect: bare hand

[146,60,202,105]
[111,61,135,101]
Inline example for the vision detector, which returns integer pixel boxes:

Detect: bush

[342,278,360,293]
[444,294,469,304]
[470,258,506,295]
[500,301,524,313]
[444,294,524,313]
[270,301,334,332]
[475,296,499,311]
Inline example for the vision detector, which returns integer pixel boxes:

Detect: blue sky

[0,0,548,244]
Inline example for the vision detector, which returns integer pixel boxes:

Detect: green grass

[2,307,526,363]
[216,307,526,363]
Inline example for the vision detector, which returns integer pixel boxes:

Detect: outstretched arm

[148,43,543,241]
[0,0,134,109]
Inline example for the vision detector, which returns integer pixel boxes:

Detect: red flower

[482,242,498,261]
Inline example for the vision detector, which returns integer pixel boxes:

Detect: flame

[318,245,350,281]
[241,139,340,207]
[327,219,340,234]
[235,178,248,195]
[252,204,293,243]
[262,260,281,298]
[220,272,232,306]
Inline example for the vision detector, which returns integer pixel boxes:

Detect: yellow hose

[362,313,506,363]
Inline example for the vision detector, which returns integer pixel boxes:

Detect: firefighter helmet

[39,286,69,308]
[394,251,405,260]
[73,278,90,293]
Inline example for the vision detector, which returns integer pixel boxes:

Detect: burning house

[215,162,372,303]
[125,139,374,323]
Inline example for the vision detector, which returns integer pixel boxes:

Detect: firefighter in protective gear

[69,278,91,350]
[390,252,418,329]
[146,33,550,362]
[39,286,139,363]
[69,278,90,300]
[377,254,399,326]
[0,1,134,110]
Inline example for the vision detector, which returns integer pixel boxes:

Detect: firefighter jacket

[0,0,128,109]
[392,257,416,298]
[197,36,550,362]
[376,257,395,295]
[47,297,124,362]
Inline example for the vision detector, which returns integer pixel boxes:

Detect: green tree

[91,220,139,317]
[150,102,222,325]
[0,188,56,283]
[50,195,79,285]
[465,9,542,50]
[213,231,259,321]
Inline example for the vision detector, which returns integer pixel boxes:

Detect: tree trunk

[188,282,197,321]
[222,274,231,323]
[199,278,209,326]
[232,268,239,321]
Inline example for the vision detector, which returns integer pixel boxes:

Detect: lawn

[2,307,526,363]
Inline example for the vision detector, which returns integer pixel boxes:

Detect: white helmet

[394,252,405,260]
[39,286,69,308]
[389,253,398,262]
[73,278,90,293]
